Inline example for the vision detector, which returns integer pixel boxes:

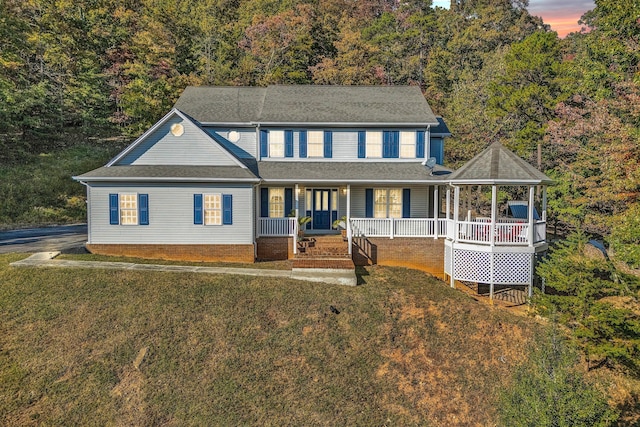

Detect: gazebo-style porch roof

[444,143,553,300]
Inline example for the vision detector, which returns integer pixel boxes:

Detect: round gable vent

[170,123,184,137]
[228,130,240,142]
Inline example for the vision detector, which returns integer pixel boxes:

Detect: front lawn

[0,254,539,425]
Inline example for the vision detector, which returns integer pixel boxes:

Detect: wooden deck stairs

[293,235,354,270]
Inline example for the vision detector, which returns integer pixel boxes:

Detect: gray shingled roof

[173,85,439,126]
[257,161,452,183]
[74,165,259,182]
[447,143,553,184]
[174,86,266,124]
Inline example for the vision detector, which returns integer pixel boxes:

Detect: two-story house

[74,85,551,297]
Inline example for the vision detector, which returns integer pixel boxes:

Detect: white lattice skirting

[452,249,532,285]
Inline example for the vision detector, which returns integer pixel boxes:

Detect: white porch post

[347,184,352,255]
[446,186,451,220]
[433,185,439,239]
[453,186,460,242]
[528,185,535,247]
[451,185,460,288]
[293,184,299,255]
[490,185,497,247]
[542,186,547,222]
[294,184,299,218]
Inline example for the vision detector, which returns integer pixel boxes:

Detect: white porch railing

[455,219,546,246]
[258,217,297,237]
[534,221,546,243]
[350,218,448,239]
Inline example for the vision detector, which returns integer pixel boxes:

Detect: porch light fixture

[170,123,184,137]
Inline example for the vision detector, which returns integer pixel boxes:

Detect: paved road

[0,224,87,253]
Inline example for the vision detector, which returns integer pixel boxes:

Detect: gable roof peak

[448,142,553,185]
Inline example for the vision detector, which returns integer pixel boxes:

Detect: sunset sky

[432,0,596,38]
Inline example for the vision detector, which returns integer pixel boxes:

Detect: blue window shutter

[194,194,203,225]
[382,131,390,158]
[260,130,268,158]
[138,194,149,225]
[260,188,269,217]
[285,130,294,158]
[223,194,233,225]
[299,130,307,158]
[357,131,366,158]
[365,189,373,218]
[416,131,425,158]
[391,131,399,158]
[402,189,411,218]
[284,188,293,216]
[109,194,119,225]
[383,131,399,158]
[323,131,332,158]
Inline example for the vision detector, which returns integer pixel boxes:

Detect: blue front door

[313,189,331,229]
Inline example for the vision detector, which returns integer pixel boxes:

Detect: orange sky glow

[527,0,596,38]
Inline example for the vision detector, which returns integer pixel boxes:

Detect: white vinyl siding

[119,194,138,225]
[270,130,285,158]
[118,116,238,166]
[204,194,222,225]
[400,131,415,158]
[366,131,382,158]
[87,184,253,245]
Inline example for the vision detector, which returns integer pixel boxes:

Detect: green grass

[0,254,545,426]
[0,132,127,229]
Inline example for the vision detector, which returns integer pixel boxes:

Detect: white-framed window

[307,130,324,157]
[119,193,138,225]
[374,188,402,218]
[400,131,415,158]
[204,194,222,225]
[366,131,382,158]
[269,187,285,218]
[269,130,284,158]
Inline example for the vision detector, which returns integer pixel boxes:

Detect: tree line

[0,0,638,241]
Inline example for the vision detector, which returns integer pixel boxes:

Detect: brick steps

[295,235,354,270]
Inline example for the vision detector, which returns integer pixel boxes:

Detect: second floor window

[400,131,415,158]
[307,131,324,157]
[269,130,285,157]
[366,131,382,158]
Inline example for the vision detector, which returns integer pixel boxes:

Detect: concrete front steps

[292,235,357,286]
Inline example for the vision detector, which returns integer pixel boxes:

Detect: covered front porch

[256,181,450,257]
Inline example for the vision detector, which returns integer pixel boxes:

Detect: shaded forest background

[0,0,638,256]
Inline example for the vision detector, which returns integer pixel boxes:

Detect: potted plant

[332,215,348,239]
[290,210,312,240]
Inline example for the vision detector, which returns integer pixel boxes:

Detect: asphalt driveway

[0,224,87,253]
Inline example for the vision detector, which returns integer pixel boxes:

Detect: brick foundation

[352,237,445,275]
[255,237,294,261]
[86,243,255,263]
